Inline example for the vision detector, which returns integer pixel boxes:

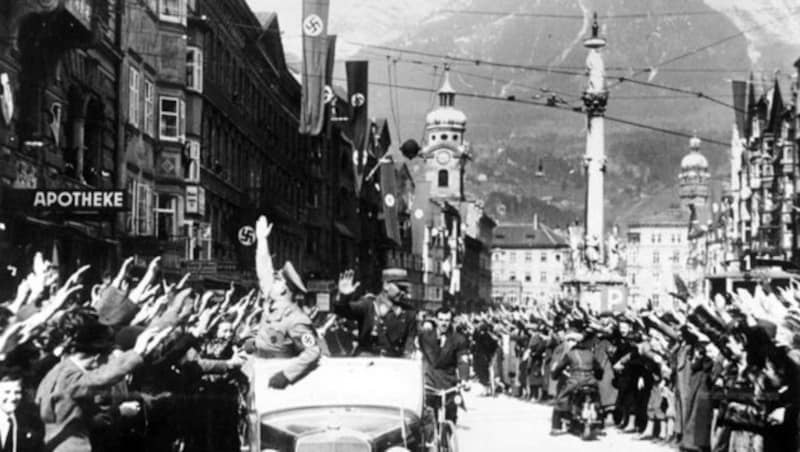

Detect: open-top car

[248,356,425,452]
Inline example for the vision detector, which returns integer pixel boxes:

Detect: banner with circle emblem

[299,0,330,136]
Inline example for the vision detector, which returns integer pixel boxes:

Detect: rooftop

[492,222,568,249]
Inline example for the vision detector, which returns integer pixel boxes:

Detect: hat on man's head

[0,363,23,382]
[383,268,410,293]
[72,321,115,354]
[280,262,307,294]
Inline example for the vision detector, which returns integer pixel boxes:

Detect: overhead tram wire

[607,6,800,90]
[328,75,729,147]
[614,77,743,112]
[434,6,784,20]
[352,51,737,108]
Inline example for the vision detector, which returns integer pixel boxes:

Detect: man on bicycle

[420,308,470,425]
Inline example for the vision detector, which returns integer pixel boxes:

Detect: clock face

[436,151,451,165]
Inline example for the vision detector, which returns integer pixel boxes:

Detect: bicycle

[424,384,466,452]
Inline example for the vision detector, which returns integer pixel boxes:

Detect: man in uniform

[333,270,413,357]
[252,215,321,390]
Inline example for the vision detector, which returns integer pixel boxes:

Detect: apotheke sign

[2,189,128,213]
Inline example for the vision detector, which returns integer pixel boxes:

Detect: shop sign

[183,260,218,275]
[2,189,127,212]
[186,186,198,214]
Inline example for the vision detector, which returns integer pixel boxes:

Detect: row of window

[128,66,186,142]
[429,133,460,143]
[202,29,292,141]
[143,0,189,24]
[492,271,560,283]
[492,251,563,263]
[628,250,683,265]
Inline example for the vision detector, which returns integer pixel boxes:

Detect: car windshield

[252,357,423,417]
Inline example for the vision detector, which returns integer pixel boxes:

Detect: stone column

[582,14,608,260]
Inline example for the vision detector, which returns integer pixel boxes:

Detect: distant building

[410,69,494,310]
[625,210,691,308]
[490,218,568,306]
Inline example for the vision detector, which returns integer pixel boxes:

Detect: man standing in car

[419,308,470,424]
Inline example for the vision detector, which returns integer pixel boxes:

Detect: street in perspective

[0,1,799,452]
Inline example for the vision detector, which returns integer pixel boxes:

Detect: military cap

[281,262,307,294]
[383,268,411,294]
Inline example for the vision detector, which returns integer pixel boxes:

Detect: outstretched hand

[256,216,273,240]
[337,269,360,296]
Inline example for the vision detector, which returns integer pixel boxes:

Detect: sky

[244,0,374,61]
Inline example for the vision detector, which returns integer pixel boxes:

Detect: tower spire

[438,67,456,107]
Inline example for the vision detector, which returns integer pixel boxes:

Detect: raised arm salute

[251,215,321,390]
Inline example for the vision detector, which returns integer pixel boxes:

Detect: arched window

[438,169,449,187]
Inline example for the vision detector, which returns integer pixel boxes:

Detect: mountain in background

[254,0,800,227]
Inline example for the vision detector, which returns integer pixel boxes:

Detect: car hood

[252,357,424,416]
[261,406,419,437]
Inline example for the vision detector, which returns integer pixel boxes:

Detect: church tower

[418,69,468,199]
[679,135,710,210]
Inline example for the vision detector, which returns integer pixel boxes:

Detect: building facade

[625,213,691,307]
[731,72,800,269]
[490,220,568,306]
[1,0,125,298]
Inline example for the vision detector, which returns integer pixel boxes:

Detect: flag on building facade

[732,80,747,137]
[745,73,756,139]
[347,61,369,193]
[767,78,784,135]
[299,0,330,135]
[380,159,401,245]
[322,35,337,130]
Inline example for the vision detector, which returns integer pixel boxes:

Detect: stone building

[490,218,568,306]
[0,1,125,297]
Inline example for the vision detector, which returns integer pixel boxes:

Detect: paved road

[457,391,672,452]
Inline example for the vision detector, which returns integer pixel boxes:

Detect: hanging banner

[346,61,369,193]
[380,160,401,245]
[731,80,747,138]
[299,0,330,136]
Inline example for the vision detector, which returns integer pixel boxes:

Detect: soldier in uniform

[333,270,414,357]
[252,215,321,390]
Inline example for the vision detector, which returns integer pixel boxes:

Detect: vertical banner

[732,80,747,138]
[745,73,755,139]
[347,61,369,193]
[322,35,337,129]
[380,159,401,246]
[768,79,784,135]
[299,0,330,135]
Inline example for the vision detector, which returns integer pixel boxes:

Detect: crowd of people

[455,287,800,452]
[2,212,800,452]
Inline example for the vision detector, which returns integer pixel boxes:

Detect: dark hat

[281,262,307,294]
[115,326,145,351]
[0,363,23,382]
[72,322,115,354]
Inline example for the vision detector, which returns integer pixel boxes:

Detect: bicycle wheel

[438,421,459,452]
